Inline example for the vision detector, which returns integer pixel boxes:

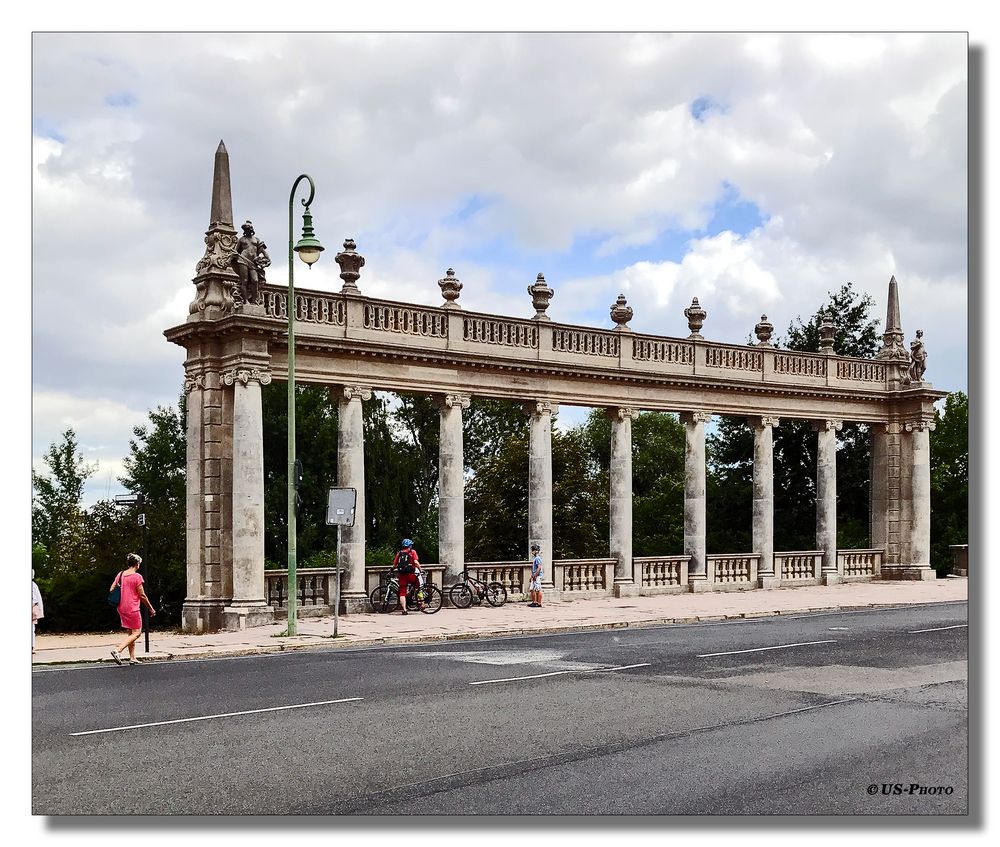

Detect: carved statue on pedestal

[908,330,927,383]
[230,220,271,308]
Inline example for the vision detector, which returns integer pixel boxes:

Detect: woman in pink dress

[109,553,156,666]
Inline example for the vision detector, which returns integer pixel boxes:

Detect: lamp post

[287,174,324,636]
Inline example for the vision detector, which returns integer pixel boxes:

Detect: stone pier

[437,393,470,587]
[610,407,637,597]
[751,416,778,588]
[337,385,371,612]
[682,412,710,591]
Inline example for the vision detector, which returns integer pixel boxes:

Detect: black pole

[143,518,150,653]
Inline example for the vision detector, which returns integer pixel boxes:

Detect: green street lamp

[286,174,324,636]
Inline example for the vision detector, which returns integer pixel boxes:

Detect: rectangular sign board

[326,488,357,526]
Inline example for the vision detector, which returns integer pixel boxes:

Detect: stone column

[681,411,711,591]
[337,385,372,611]
[609,407,637,596]
[750,416,779,588]
[813,419,842,585]
[181,373,214,633]
[437,393,470,588]
[222,367,273,629]
[525,400,557,589]
[904,419,935,579]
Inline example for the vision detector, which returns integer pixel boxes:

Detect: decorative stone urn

[684,297,707,339]
[438,268,462,309]
[819,312,836,353]
[528,273,554,320]
[610,294,633,330]
[754,314,774,346]
[335,238,365,294]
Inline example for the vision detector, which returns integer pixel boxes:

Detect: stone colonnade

[182,372,936,630]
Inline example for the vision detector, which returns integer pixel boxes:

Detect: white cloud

[29,32,968,506]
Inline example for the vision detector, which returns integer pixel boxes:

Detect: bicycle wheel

[485,582,508,607]
[381,587,400,613]
[419,585,443,614]
[369,585,385,612]
[449,582,474,609]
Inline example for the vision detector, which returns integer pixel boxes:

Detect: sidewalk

[31,578,968,666]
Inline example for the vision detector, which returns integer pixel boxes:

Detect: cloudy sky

[30,31,968,506]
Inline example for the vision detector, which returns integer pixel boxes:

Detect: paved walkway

[31,578,967,666]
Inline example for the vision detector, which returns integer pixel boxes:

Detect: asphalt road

[32,601,968,816]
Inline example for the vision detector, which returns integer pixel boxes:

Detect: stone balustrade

[635,556,689,592]
[555,558,615,592]
[949,544,968,577]
[707,553,759,587]
[253,284,909,399]
[265,568,336,617]
[776,551,824,582]
[837,549,883,579]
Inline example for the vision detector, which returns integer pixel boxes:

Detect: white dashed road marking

[71,697,363,736]
[908,624,968,634]
[469,663,650,686]
[698,640,836,658]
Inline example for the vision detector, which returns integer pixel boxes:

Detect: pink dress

[118,572,144,630]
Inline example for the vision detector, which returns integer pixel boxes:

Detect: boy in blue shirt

[529,544,543,608]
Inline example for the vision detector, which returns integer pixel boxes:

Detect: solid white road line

[698,640,836,658]
[908,624,968,634]
[70,697,364,737]
[469,662,651,686]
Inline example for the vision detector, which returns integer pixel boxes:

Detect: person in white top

[31,569,44,655]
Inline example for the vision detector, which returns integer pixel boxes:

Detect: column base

[613,580,639,598]
[340,591,370,614]
[182,600,226,634]
[222,602,274,631]
[881,565,936,581]
[757,574,781,589]
[689,575,712,593]
[822,572,843,586]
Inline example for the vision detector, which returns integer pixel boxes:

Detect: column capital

[680,411,712,425]
[606,406,638,421]
[904,418,936,433]
[523,400,558,418]
[221,367,272,387]
[748,415,780,429]
[434,392,471,411]
[811,419,843,432]
[342,385,372,402]
[183,372,206,394]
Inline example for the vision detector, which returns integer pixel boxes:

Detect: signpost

[114,492,150,652]
[325,488,357,638]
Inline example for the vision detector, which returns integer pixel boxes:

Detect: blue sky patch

[691,96,724,121]
[105,91,136,108]
[32,117,65,143]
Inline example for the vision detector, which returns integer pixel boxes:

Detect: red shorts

[398,572,419,598]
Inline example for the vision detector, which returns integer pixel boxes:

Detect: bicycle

[370,569,442,614]
[449,570,507,609]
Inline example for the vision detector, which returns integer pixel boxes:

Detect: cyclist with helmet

[392,538,424,614]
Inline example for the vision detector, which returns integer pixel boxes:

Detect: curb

[31,596,966,667]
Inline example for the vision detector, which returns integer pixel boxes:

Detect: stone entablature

[166,283,942,428]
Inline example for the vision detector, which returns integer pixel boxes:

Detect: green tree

[118,399,188,623]
[32,428,95,570]
[708,282,881,552]
[929,391,968,575]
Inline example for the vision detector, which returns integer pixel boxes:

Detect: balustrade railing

[708,553,757,583]
[636,556,688,588]
[836,359,887,382]
[265,568,335,610]
[632,337,695,364]
[555,558,614,591]
[264,290,346,325]
[463,317,538,349]
[776,551,823,580]
[363,303,449,338]
[837,549,883,577]
[705,346,762,372]
[774,352,827,378]
[552,328,620,357]
[465,563,530,595]
[364,565,446,597]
